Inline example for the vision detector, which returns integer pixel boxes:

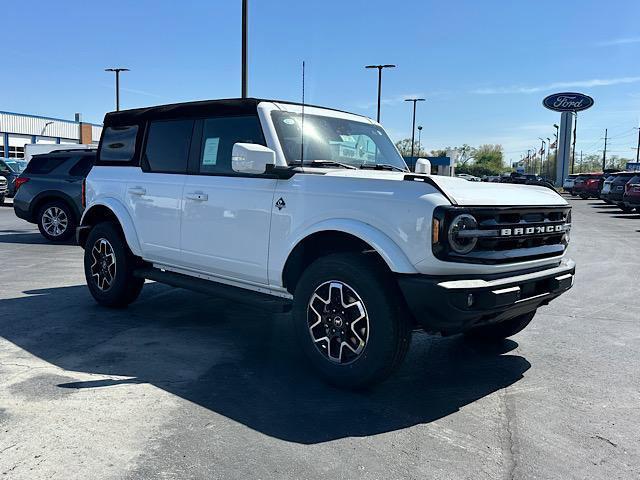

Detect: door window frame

[186,115,276,179]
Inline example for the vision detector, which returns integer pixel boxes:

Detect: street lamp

[242,0,248,98]
[546,137,551,178]
[538,137,546,176]
[417,125,423,155]
[404,98,425,158]
[365,64,396,123]
[105,68,129,111]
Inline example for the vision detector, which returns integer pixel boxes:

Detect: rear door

[123,120,194,266]
[180,115,277,285]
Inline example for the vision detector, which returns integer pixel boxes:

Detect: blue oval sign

[543,92,594,112]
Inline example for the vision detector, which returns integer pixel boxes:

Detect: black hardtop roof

[32,149,97,158]
[103,97,367,127]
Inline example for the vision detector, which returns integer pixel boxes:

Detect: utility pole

[104,68,129,111]
[635,127,640,164]
[417,125,423,155]
[527,149,531,173]
[405,98,425,158]
[580,150,583,173]
[602,128,608,171]
[241,0,248,98]
[365,64,396,123]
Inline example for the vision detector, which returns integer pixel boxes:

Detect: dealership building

[0,111,102,158]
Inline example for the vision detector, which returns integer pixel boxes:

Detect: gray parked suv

[13,149,95,241]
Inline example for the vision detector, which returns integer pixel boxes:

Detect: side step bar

[133,267,292,313]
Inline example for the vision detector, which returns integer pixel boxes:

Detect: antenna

[300,60,305,164]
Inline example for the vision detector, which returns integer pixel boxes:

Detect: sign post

[542,92,594,187]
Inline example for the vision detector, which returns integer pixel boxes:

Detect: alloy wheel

[90,238,117,291]
[307,280,369,364]
[42,207,68,237]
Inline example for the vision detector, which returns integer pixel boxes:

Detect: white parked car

[77,98,575,388]
[563,174,579,194]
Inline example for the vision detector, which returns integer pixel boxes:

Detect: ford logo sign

[543,92,594,112]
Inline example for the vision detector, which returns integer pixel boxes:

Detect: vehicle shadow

[0,231,75,245]
[610,214,640,220]
[0,284,530,444]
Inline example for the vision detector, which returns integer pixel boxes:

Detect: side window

[68,155,95,177]
[198,115,264,174]
[24,156,69,174]
[143,119,194,174]
[100,125,138,162]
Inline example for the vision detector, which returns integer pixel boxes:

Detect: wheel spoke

[89,237,117,292]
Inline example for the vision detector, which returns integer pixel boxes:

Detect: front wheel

[620,205,634,213]
[84,222,144,308]
[465,311,536,341]
[292,253,412,389]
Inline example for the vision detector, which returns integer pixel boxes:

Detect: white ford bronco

[77,98,575,388]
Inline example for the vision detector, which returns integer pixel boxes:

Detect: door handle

[186,192,208,201]
[128,186,146,196]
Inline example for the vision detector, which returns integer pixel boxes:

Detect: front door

[180,115,276,285]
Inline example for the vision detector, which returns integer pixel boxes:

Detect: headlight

[447,214,478,254]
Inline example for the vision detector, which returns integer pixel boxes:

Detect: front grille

[434,206,571,264]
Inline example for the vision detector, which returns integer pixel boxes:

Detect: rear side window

[142,119,194,174]
[100,125,138,162]
[198,115,264,174]
[68,155,95,177]
[24,156,69,174]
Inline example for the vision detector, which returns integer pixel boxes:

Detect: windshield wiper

[290,160,357,170]
[359,163,408,172]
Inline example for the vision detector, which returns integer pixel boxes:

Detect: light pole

[538,138,546,176]
[365,64,396,123]
[105,68,129,111]
[417,125,423,155]
[405,98,425,158]
[546,137,551,178]
[242,0,248,98]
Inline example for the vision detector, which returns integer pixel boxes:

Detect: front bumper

[397,258,575,335]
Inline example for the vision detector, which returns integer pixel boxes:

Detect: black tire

[37,200,75,241]
[620,205,634,213]
[84,221,144,308]
[465,311,536,341]
[292,252,412,389]
[0,195,4,205]
[579,193,589,199]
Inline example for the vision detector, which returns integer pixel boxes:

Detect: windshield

[5,160,27,173]
[271,111,407,170]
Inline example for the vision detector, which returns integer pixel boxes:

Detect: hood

[322,169,567,207]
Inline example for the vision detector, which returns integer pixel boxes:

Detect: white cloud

[596,37,640,47]
[472,76,640,95]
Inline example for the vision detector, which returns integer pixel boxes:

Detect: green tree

[394,138,427,157]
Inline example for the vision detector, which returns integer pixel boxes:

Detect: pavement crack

[592,435,618,447]
[500,390,518,480]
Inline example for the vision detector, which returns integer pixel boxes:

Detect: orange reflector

[432,218,440,244]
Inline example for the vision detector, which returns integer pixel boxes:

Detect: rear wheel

[84,221,144,308]
[620,205,634,213]
[292,253,412,389]
[465,311,536,341]
[37,200,75,241]
[579,193,589,199]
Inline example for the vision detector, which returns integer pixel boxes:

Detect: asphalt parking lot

[0,196,639,480]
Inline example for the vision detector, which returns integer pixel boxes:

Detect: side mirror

[415,158,431,174]
[231,143,276,174]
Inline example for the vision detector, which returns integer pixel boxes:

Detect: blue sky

[2,0,640,163]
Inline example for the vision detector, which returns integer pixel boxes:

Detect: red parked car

[573,173,605,199]
[622,174,640,212]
